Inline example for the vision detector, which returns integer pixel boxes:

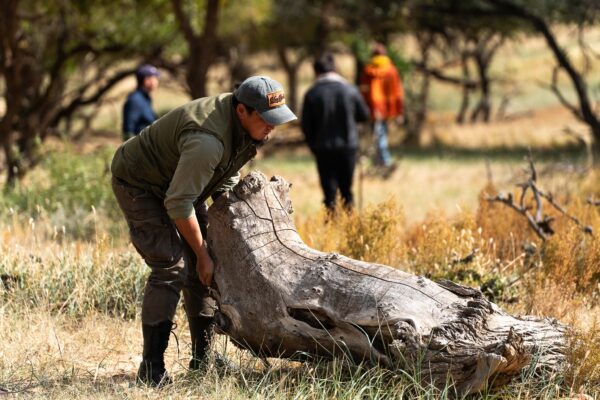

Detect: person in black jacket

[301,52,370,210]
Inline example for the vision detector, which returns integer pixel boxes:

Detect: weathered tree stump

[207,172,567,395]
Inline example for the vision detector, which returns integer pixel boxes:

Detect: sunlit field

[1,134,598,398]
[2,29,600,399]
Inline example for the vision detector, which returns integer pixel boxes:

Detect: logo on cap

[267,90,285,108]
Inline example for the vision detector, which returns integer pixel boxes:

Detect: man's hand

[196,248,214,287]
[174,215,214,286]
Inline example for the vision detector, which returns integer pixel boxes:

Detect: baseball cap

[136,64,160,80]
[233,76,297,126]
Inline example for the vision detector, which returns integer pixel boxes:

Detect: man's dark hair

[232,94,255,113]
[313,53,336,75]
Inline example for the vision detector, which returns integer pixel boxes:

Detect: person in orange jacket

[360,42,404,169]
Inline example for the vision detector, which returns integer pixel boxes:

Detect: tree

[217,0,271,90]
[164,0,276,98]
[261,0,329,113]
[170,0,220,99]
[423,0,600,156]
[406,0,524,125]
[482,0,600,158]
[0,0,172,188]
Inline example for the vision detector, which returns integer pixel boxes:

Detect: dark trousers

[314,148,357,210]
[111,176,214,326]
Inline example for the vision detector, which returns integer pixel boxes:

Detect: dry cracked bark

[207,171,567,395]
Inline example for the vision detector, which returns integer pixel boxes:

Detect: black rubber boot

[137,321,173,386]
[188,316,214,370]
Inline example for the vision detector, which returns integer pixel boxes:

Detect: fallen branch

[208,172,568,396]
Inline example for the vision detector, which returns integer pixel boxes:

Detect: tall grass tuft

[0,145,121,241]
[297,198,405,267]
[0,239,146,319]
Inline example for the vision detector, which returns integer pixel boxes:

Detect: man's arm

[391,68,404,117]
[211,171,240,201]
[300,93,315,151]
[353,86,371,123]
[165,133,225,286]
[174,215,213,286]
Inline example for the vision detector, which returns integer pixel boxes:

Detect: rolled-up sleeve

[164,132,224,220]
[214,172,240,198]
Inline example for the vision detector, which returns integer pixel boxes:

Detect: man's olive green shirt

[111,93,257,220]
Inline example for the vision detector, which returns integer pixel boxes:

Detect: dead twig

[451,248,480,266]
[535,185,593,235]
[587,196,600,207]
[486,150,593,240]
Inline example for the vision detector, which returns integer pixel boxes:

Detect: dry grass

[2,25,600,399]
[1,146,599,398]
[3,120,599,399]
[293,161,600,396]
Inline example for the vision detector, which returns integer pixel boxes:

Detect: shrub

[296,198,405,267]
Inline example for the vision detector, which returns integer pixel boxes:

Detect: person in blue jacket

[122,64,160,141]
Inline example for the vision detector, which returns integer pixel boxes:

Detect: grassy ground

[2,27,600,399]
[1,138,598,399]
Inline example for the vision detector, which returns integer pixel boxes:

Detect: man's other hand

[196,251,214,287]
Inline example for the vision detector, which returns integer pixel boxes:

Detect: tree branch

[548,66,583,120]
[171,0,198,44]
[413,61,479,88]
[487,151,593,239]
[484,0,599,132]
[52,67,136,127]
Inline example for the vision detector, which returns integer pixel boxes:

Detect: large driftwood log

[207,172,567,395]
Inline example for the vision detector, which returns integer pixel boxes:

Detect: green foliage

[341,0,407,40]
[259,0,321,50]
[219,0,271,38]
[0,146,121,240]
[350,36,371,65]
[386,45,413,79]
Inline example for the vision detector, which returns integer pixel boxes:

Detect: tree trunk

[172,0,220,99]
[276,47,304,114]
[207,172,567,396]
[227,45,253,90]
[470,52,491,123]
[469,33,503,124]
[311,0,335,58]
[456,52,471,124]
[403,35,433,147]
[2,139,18,190]
[592,139,600,165]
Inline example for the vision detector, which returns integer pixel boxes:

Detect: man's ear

[235,103,247,120]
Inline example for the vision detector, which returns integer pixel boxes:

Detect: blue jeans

[373,120,392,166]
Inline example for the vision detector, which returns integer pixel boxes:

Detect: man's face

[236,104,275,142]
[143,76,159,92]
